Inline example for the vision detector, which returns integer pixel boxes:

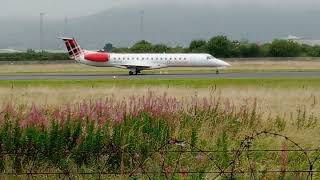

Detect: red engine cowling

[84,52,109,62]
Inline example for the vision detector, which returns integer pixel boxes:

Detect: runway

[0,71,319,80]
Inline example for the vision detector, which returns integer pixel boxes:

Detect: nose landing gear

[216,69,220,74]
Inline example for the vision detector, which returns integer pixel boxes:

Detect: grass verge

[0,60,320,74]
[1,78,320,88]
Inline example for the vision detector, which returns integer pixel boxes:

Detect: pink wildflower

[196,153,205,162]
[180,167,189,177]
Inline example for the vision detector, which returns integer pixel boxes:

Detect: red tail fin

[59,37,83,60]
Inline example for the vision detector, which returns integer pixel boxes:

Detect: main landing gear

[129,69,141,75]
[216,69,220,74]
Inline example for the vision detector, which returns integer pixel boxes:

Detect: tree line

[109,36,320,58]
[1,36,320,61]
[0,51,69,61]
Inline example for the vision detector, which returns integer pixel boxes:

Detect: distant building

[283,35,320,46]
[0,49,69,53]
[0,49,23,53]
[37,50,67,53]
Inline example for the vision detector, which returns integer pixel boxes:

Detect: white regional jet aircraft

[59,37,230,75]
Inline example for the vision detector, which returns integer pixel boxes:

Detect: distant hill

[1,4,320,49]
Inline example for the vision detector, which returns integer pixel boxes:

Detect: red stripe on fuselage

[84,52,109,62]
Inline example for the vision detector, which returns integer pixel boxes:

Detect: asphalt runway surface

[0,71,319,80]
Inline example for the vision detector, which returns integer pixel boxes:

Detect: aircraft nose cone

[217,59,231,67]
[223,61,231,67]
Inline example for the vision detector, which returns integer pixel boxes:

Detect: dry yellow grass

[3,85,319,147]
[0,63,121,74]
[228,60,320,71]
[1,86,319,119]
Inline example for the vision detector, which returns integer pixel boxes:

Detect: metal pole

[140,10,144,40]
[64,16,68,36]
[40,12,45,51]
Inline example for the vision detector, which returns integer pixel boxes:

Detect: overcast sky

[1,0,320,18]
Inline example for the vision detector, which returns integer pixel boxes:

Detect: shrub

[269,40,302,57]
[207,36,234,58]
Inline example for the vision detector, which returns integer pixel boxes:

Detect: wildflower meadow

[0,91,318,179]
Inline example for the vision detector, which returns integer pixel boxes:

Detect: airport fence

[0,131,319,179]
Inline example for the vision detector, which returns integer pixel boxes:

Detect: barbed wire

[0,131,319,179]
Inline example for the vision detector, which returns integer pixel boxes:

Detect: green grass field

[2,77,320,88]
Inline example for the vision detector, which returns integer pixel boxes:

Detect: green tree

[130,40,154,53]
[188,40,207,53]
[300,44,311,56]
[103,43,113,52]
[230,40,241,57]
[306,45,320,57]
[112,47,130,53]
[26,49,35,54]
[269,40,302,57]
[239,43,260,57]
[153,44,169,53]
[207,36,233,58]
[167,46,187,53]
[259,43,271,57]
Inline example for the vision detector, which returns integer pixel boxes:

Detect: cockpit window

[207,56,214,60]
